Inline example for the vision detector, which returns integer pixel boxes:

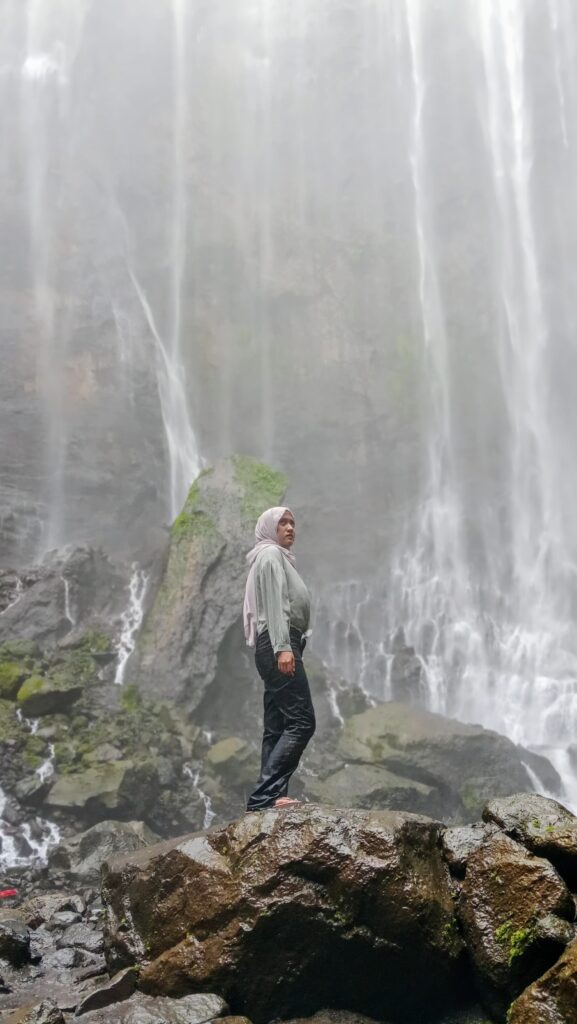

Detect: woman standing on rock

[243,507,316,811]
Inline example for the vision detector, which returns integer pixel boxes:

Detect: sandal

[273,797,301,808]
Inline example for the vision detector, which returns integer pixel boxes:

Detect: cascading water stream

[183,763,216,830]
[114,564,148,686]
[1,711,60,869]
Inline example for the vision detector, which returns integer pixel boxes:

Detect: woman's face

[277,511,296,549]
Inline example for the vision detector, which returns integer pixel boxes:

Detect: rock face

[508,938,577,1023]
[0,548,131,648]
[132,457,287,714]
[102,804,465,1024]
[458,831,575,1015]
[484,793,577,888]
[48,821,160,887]
[319,701,559,822]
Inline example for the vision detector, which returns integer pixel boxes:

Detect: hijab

[243,506,295,646]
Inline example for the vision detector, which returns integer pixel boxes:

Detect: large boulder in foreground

[132,457,286,713]
[102,805,465,1023]
[332,702,559,822]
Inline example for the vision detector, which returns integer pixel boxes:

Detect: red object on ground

[0,889,18,898]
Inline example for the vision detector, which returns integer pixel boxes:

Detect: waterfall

[20,1,89,556]
[114,564,148,686]
[313,0,577,805]
[61,574,75,626]
[1,714,60,869]
[4,0,577,802]
[183,764,216,830]
[0,577,24,617]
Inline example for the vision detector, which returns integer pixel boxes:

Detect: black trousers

[246,628,316,811]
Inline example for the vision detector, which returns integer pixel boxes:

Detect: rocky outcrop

[458,831,575,1016]
[484,793,577,888]
[132,457,286,714]
[102,804,465,1024]
[47,822,160,889]
[508,938,577,1023]
[305,701,560,822]
[0,548,132,648]
[3,794,577,1024]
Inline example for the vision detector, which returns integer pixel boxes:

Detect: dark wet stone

[441,821,498,877]
[122,993,229,1024]
[103,805,465,1024]
[0,918,31,966]
[55,923,103,955]
[18,892,86,929]
[508,937,577,1023]
[483,793,577,887]
[75,966,137,1016]
[458,831,575,1017]
[47,911,83,930]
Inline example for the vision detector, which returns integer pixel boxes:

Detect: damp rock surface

[458,831,575,1016]
[102,803,465,1024]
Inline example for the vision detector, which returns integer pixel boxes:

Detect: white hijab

[243,506,296,647]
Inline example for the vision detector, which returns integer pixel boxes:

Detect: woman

[243,506,316,810]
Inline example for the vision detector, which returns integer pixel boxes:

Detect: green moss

[120,684,142,713]
[0,640,39,662]
[0,662,26,700]
[495,919,534,966]
[0,699,26,743]
[232,455,287,522]
[17,675,46,703]
[170,475,218,542]
[531,818,541,829]
[442,918,460,944]
[82,631,112,654]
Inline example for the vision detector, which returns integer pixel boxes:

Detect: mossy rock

[17,673,84,717]
[0,661,27,700]
[231,455,288,523]
[46,759,160,819]
[0,698,26,743]
[0,640,40,662]
[133,457,287,711]
[205,736,258,788]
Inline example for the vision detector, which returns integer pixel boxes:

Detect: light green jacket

[254,547,311,653]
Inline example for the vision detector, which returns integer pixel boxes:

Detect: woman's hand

[277,651,295,676]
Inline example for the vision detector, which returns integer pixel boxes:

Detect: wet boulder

[0,548,130,648]
[337,701,559,822]
[484,793,577,888]
[45,762,159,822]
[76,992,229,1024]
[508,938,577,1023]
[458,831,575,1017]
[303,762,445,817]
[48,820,160,886]
[0,919,31,966]
[441,821,499,878]
[102,805,465,1024]
[16,673,85,717]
